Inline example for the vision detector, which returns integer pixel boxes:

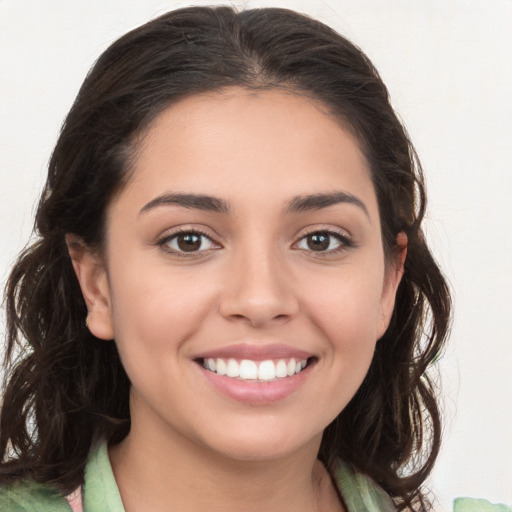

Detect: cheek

[105,265,220,416]
[107,260,218,358]
[301,263,385,347]
[289,270,383,429]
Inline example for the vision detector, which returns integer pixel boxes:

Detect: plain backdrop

[1,1,511,510]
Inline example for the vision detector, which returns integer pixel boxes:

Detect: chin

[197,424,322,464]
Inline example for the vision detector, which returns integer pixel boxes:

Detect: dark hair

[1,6,451,511]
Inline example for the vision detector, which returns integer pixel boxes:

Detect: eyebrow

[139,193,230,215]
[139,190,369,218]
[285,191,369,218]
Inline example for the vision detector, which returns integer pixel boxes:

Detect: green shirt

[0,443,509,512]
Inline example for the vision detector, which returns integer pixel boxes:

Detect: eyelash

[293,228,355,256]
[157,228,221,258]
[157,228,354,257]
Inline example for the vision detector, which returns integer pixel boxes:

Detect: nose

[218,244,300,328]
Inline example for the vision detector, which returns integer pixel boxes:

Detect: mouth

[197,356,315,382]
[193,344,317,403]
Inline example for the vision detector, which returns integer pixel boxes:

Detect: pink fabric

[65,486,83,512]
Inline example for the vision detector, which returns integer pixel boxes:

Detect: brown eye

[306,233,330,251]
[295,230,351,253]
[177,233,202,252]
[161,231,218,254]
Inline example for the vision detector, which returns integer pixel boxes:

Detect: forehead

[116,88,378,219]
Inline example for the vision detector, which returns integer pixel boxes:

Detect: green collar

[2,442,511,511]
[0,441,396,511]
[82,442,396,512]
[83,441,125,511]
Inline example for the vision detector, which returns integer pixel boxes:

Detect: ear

[66,234,114,340]
[377,232,408,339]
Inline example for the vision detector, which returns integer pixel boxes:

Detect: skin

[69,88,406,512]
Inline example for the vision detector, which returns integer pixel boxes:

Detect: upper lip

[193,343,314,362]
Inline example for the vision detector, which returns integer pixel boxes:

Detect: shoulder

[333,460,397,512]
[0,478,71,511]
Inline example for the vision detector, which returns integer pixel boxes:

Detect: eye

[159,230,219,254]
[295,230,351,253]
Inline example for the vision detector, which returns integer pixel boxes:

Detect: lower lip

[197,361,314,405]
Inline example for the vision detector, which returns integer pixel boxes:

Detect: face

[72,88,404,463]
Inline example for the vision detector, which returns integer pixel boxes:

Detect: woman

[0,6,451,511]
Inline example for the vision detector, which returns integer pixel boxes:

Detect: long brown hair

[1,6,451,511]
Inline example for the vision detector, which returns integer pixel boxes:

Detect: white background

[1,1,511,510]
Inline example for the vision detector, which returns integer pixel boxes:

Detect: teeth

[202,357,309,381]
[216,358,227,376]
[226,358,240,377]
[287,359,296,376]
[258,360,276,381]
[276,360,287,378]
[240,360,258,379]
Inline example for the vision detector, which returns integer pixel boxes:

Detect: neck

[109,421,343,512]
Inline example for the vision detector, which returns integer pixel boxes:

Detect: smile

[201,357,308,381]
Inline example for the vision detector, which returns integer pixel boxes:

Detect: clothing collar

[83,441,396,512]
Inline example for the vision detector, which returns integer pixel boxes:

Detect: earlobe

[66,234,114,340]
[377,232,408,338]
